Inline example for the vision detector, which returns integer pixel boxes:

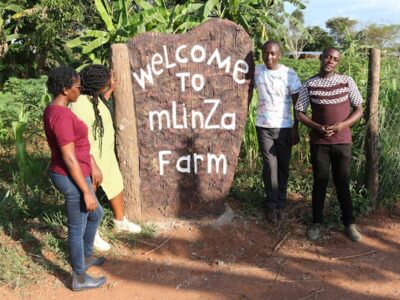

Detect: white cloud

[303,0,400,27]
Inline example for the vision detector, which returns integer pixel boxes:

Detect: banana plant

[66,0,215,64]
[67,0,159,64]
[67,0,307,64]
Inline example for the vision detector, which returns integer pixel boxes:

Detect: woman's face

[67,77,81,102]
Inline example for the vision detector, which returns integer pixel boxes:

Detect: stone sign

[112,18,254,219]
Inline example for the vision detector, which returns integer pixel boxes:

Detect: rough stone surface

[127,19,254,219]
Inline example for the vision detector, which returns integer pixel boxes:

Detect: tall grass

[374,56,400,202]
[242,93,261,171]
[0,77,51,187]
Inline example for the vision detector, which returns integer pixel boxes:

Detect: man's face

[320,49,340,73]
[262,44,281,70]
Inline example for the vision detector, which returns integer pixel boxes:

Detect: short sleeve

[253,65,263,89]
[288,70,302,95]
[52,114,75,147]
[295,84,310,112]
[348,77,363,106]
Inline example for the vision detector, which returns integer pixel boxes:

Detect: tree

[304,26,334,51]
[326,17,358,47]
[0,0,98,82]
[211,0,305,56]
[67,0,308,64]
[67,0,215,64]
[1,0,308,81]
[265,7,310,58]
[283,8,311,58]
[358,23,400,49]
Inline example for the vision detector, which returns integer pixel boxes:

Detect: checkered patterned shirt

[295,73,363,144]
[296,73,363,112]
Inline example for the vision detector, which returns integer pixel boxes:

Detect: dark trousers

[310,144,354,226]
[256,127,292,211]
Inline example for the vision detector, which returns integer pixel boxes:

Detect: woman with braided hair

[71,64,141,251]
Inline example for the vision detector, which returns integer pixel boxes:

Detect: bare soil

[1,199,400,300]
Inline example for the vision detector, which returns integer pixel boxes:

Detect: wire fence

[376,97,400,202]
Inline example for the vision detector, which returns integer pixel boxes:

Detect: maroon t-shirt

[295,74,364,144]
[43,105,91,176]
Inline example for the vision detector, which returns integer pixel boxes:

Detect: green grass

[0,147,155,289]
[0,242,44,289]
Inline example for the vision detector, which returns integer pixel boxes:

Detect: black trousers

[310,143,354,226]
[256,127,292,211]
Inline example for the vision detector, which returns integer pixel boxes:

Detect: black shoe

[277,209,288,220]
[72,272,106,291]
[85,256,106,270]
[265,209,278,223]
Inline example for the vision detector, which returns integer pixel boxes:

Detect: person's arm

[328,77,364,132]
[103,69,118,101]
[60,142,98,211]
[291,93,300,145]
[90,155,103,189]
[295,83,333,137]
[296,111,334,137]
[289,70,303,145]
[327,105,363,132]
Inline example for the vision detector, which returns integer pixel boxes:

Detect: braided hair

[79,64,111,155]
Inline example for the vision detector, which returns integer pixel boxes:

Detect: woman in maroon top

[43,66,107,291]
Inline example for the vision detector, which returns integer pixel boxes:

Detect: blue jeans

[50,172,104,274]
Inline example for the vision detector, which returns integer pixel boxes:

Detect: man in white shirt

[254,41,302,222]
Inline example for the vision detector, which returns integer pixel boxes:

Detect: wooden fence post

[365,48,381,207]
[110,44,142,220]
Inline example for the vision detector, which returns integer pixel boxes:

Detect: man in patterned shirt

[254,41,302,223]
[295,47,363,242]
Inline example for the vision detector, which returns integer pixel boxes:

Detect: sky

[286,0,400,29]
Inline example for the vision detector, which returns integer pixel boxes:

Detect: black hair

[47,66,79,97]
[79,64,111,154]
[321,46,340,57]
[262,40,280,52]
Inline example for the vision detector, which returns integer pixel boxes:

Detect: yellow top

[70,95,123,199]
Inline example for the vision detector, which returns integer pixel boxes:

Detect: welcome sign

[113,19,254,219]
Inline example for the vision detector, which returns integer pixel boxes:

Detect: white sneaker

[93,231,111,252]
[114,217,142,234]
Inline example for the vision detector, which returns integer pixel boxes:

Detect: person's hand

[84,192,98,212]
[291,127,300,145]
[109,69,118,90]
[327,122,345,133]
[91,163,103,187]
[318,125,334,137]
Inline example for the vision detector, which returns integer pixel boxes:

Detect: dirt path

[1,203,400,300]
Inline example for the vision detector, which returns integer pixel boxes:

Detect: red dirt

[1,200,400,300]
